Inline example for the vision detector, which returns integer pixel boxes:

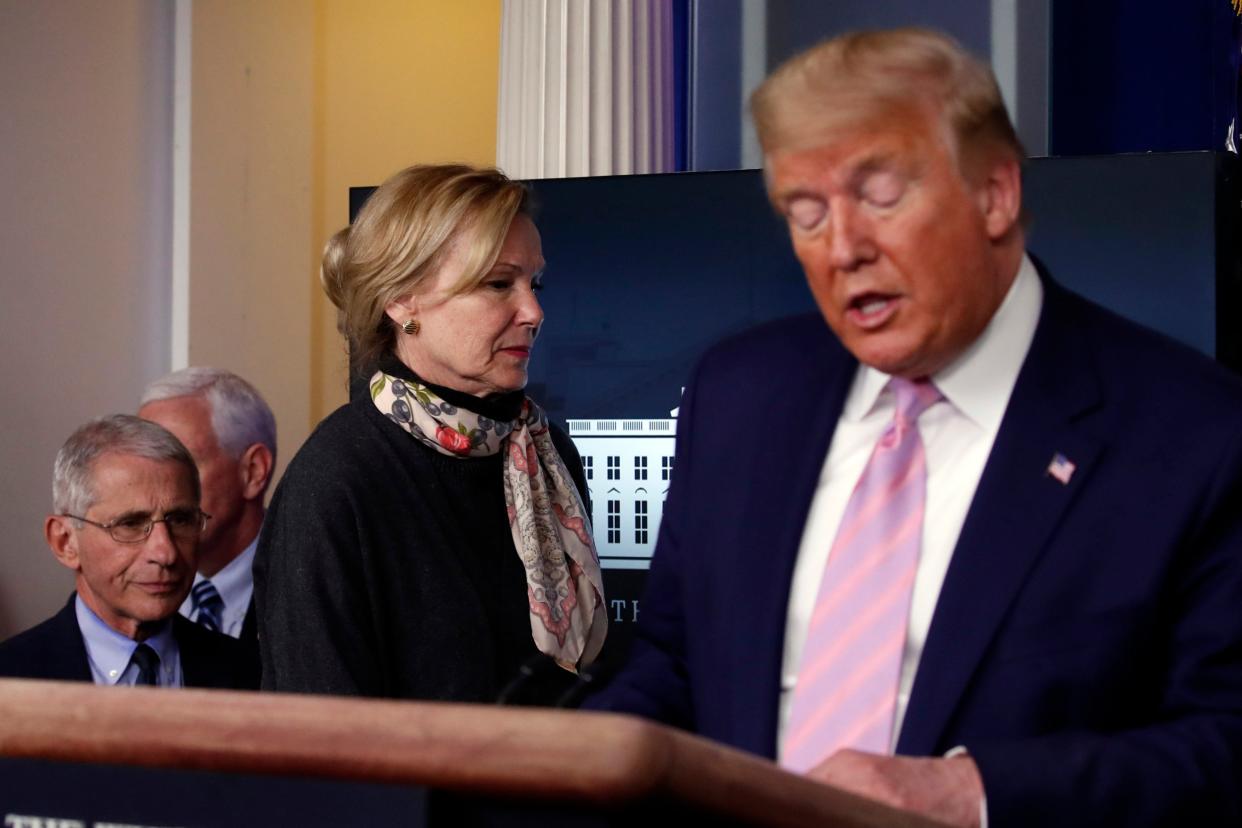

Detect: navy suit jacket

[0,595,259,690]
[589,274,1242,825]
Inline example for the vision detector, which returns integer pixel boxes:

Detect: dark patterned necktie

[130,643,161,686]
[190,578,225,632]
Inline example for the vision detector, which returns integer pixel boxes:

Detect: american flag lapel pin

[1046,452,1076,485]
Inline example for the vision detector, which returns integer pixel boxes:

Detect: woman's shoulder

[543,417,591,508]
[280,396,398,486]
[265,397,429,534]
[547,419,581,464]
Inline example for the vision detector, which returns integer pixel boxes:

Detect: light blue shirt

[178,534,257,638]
[75,594,184,687]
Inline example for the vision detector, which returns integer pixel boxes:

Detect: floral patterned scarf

[370,370,607,671]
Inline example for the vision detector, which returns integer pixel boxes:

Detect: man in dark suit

[0,414,257,690]
[138,367,275,651]
[588,28,1242,826]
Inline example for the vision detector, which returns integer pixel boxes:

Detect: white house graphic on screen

[568,405,678,571]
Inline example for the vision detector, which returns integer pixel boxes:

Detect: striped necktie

[190,578,225,633]
[782,377,942,772]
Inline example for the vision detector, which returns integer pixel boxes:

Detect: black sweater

[254,361,591,704]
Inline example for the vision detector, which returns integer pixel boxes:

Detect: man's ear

[45,515,81,572]
[239,443,275,501]
[976,156,1022,241]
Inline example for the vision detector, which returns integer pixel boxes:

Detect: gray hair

[53,414,201,516]
[140,367,277,463]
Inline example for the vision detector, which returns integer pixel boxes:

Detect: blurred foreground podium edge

[0,678,946,827]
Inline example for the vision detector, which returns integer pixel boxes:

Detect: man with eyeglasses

[0,414,258,689]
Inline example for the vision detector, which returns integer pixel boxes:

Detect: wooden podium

[0,678,945,827]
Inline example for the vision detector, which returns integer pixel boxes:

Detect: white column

[990,0,1018,127]
[739,0,765,169]
[498,0,676,179]
[172,0,193,370]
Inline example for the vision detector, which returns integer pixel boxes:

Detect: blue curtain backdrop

[1050,0,1240,154]
[671,0,690,171]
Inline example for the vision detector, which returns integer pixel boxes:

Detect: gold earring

[402,319,420,336]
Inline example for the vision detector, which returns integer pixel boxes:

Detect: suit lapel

[897,281,1105,755]
[743,327,858,755]
[176,614,259,690]
[175,615,216,688]
[240,595,258,644]
[53,596,95,682]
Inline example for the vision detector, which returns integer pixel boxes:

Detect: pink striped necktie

[781,377,943,773]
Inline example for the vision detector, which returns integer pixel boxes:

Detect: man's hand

[807,749,984,828]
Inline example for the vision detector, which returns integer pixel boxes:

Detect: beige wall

[0,0,502,638]
[189,0,316,485]
[0,0,174,637]
[188,0,503,509]
[190,0,503,463]
[311,0,503,419]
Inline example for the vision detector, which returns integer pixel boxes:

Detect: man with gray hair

[138,367,275,648]
[0,415,257,689]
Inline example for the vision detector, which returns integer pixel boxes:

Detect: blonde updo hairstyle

[751,27,1024,179]
[321,164,533,375]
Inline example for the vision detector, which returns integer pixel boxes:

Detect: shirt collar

[843,254,1043,432]
[200,533,258,611]
[75,593,177,685]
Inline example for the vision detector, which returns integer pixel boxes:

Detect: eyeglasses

[63,509,211,544]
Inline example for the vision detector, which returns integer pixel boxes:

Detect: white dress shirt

[76,594,183,687]
[178,534,257,638]
[777,255,1044,754]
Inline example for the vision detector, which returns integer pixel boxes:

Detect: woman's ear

[384,295,418,327]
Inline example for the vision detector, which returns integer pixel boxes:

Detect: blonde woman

[255,164,605,703]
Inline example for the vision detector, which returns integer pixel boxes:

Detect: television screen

[350,151,1239,642]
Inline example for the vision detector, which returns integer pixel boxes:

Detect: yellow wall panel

[312,0,503,420]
